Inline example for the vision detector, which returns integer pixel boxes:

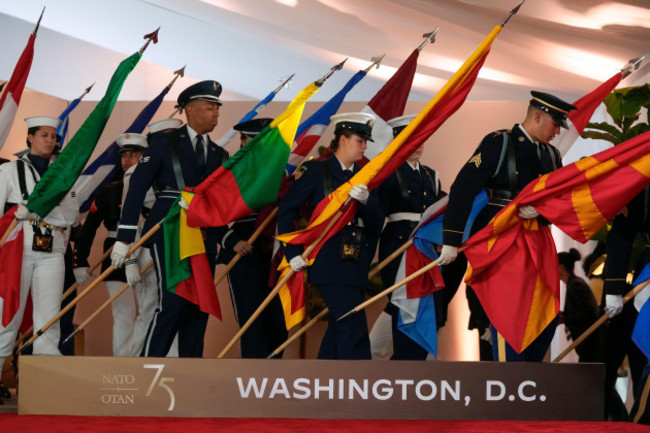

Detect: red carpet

[1,415,649,433]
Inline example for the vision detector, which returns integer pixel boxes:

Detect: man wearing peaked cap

[73,133,148,357]
[0,116,79,393]
[218,117,287,358]
[438,90,576,362]
[233,117,273,144]
[278,112,384,360]
[112,80,229,358]
[371,114,458,360]
[147,118,184,135]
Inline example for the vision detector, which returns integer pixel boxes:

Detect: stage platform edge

[19,356,603,420]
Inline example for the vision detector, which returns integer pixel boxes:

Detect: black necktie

[343,169,353,180]
[195,135,206,176]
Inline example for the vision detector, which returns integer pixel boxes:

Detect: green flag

[27,51,142,217]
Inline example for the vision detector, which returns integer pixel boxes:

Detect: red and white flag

[552,72,622,157]
[0,206,24,326]
[0,33,37,151]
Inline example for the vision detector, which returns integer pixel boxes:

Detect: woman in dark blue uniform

[278,112,383,360]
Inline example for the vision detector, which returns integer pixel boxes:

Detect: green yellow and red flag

[464,130,650,353]
[186,81,321,228]
[163,191,221,319]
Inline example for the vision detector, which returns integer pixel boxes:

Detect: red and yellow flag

[464,130,650,353]
[275,24,504,329]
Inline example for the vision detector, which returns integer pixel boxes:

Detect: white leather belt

[387,212,421,223]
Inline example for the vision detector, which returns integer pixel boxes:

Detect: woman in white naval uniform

[0,116,78,367]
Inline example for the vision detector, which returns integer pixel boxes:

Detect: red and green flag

[163,192,221,319]
[186,81,321,228]
[275,23,504,329]
[463,130,650,353]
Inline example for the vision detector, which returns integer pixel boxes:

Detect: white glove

[125,260,141,287]
[110,241,131,269]
[519,205,540,219]
[605,294,624,318]
[480,327,492,343]
[73,267,90,285]
[437,245,458,266]
[349,184,369,205]
[14,202,37,221]
[178,196,189,210]
[289,255,308,272]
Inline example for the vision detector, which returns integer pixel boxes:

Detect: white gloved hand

[178,196,189,210]
[73,267,90,285]
[480,327,492,343]
[14,202,37,221]
[437,245,458,266]
[125,260,141,287]
[110,241,131,269]
[605,294,624,318]
[349,184,369,205]
[289,255,308,272]
[519,205,540,219]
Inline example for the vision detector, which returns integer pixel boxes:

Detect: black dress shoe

[0,381,11,400]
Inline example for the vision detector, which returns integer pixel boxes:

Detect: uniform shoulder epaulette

[490,129,512,138]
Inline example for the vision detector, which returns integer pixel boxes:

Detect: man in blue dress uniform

[111,80,229,357]
[437,91,576,362]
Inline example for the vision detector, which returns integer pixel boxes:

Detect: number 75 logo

[144,364,175,411]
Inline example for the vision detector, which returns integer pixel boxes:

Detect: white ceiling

[0,0,649,105]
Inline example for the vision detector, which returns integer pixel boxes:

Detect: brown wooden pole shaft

[65,261,154,341]
[18,222,162,352]
[213,207,278,287]
[368,238,413,280]
[0,219,18,247]
[552,278,650,363]
[217,208,346,358]
[267,308,329,358]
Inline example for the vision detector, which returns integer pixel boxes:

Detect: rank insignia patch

[468,153,482,168]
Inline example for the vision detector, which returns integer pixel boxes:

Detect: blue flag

[73,84,170,212]
[633,298,650,358]
[286,70,367,174]
[56,97,82,147]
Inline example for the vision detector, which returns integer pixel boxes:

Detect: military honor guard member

[278,112,383,360]
[602,187,650,421]
[0,116,79,383]
[217,117,288,358]
[437,91,577,362]
[73,133,148,356]
[111,81,229,358]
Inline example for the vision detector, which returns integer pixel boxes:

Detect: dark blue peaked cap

[177,80,223,108]
[233,118,273,138]
[530,91,577,129]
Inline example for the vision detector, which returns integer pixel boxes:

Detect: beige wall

[0,90,527,360]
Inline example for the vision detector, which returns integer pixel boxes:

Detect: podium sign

[19,356,603,420]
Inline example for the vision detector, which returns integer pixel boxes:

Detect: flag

[633,297,650,358]
[26,51,142,217]
[363,49,419,159]
[73,82,171,213]
[634,264,650,312]
[163,192,221,319]
[463,130,650,353]
[390,192,488,354]
[215,82,284,148]
[553,72,623,157]
[0,206,24,326]
[276,25,503,329]
[286,70,368,174]
[186,81,321,228]
[0,33,36,151]
[57,96,83,148]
